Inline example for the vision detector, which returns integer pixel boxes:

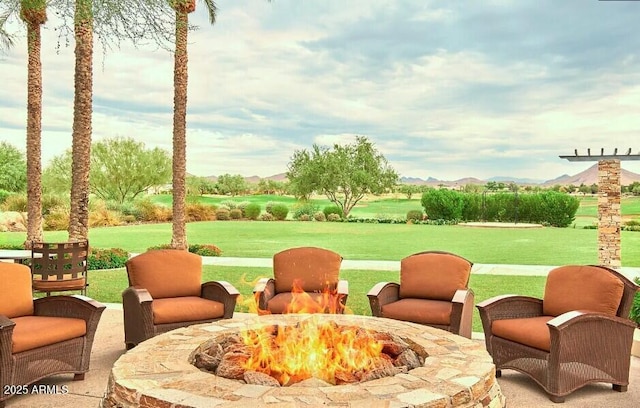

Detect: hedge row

[420,190,580,227]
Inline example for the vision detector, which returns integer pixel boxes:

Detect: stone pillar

[597,160,621,268]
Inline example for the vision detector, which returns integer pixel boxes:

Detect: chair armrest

[0,315,15,331]
[202,281,240,319]
[253,278,276,313]
[34,295,106,325]
[450,288,475,338]
[476,295,543,354]
[547,311,637,367]
[367,282,400,317]
[122,287,155,348]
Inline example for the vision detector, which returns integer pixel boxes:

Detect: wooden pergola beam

[560,148,640,162]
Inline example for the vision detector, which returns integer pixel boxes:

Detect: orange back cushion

[125,250,202,299]
[399,252,472,300]
[543,265,624,317]
[273,247,342,293]
[0,263,34,318]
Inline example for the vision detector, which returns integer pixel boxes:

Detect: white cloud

[2,0,640,181]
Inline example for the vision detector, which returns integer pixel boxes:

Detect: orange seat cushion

[491,316,554,352]
[11,315,87,353]
[0,263,34,318]
[381,298,453,326]
[273,247,342,294]
[266,291,341,314]
[126,250,203,299]
[32,277,86,292]
[152,297,225,325]
[543,265,624,317]
[399,252,471,300]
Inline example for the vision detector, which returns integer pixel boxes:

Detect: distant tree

[485,181,499,191]
[462,183,483,194]
[286,136,398,217]
[43,137,171,203]
[216,174,247,196]
[0,141,27,192]
[590,183,598,194]
[628,181,640,196]
[187,175,216,196]
[578,184,591,195]
[398,184,418,199]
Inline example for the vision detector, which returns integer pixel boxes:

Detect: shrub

[313,211,326,222]
[421,188,464,221]
[188,243,222,257]
[323,205,343,218]
[265,201,280,214]
[89,203,122,227]
[270,203,289,220]
[87,247,130,270]
[43,207,70,231]
[229,208,243,219]
[236,201,251,217]
[327,213,341,222]
[406,209,424,222]
[2,194,27,212]
[219,200,238,210]
[134,198,172,222]
[186,202,216,221]
[260,213,275,221]
[293,202,319,220]
[299,214,311,221]
[538,191,580,227]
[630,277,640,327]
[244,203,261,220]
[41,194,67,216]
[625,220,640,227]
[146,244,222,257]
[106,200,142,220]
[216,208,230,220]
[0,189,11,205]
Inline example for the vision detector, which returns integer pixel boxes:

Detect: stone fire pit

[102,314,505,407]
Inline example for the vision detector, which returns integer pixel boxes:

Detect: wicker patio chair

[122,249,240,349]
[31,240,89,296]
[367,250,474,338]
[0,262,105,408]
[477,265,639,403]
[253,247,348,314]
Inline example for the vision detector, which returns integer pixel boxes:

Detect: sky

[2,0,640,182]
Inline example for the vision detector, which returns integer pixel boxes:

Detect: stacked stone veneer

[101,314,505,408]
[598,160,621,268]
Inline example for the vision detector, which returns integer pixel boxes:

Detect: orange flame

[255,278,347,315]
[240,315,383,385]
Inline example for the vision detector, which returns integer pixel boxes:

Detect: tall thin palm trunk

[170,5,190,250]
[69,0,93,241]
[170,0,215,250]
[21,1,46,247]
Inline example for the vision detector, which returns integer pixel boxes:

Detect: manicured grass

[4,220,640,265]
[86,265,548,333]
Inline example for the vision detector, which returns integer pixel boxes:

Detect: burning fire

[240,316,384,385]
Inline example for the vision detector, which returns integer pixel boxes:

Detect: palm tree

[20,0,46,247]
[169,0,216,250]
[68,0,93,241]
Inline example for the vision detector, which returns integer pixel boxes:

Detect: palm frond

[200,0,216,25]
[0,11,15,50]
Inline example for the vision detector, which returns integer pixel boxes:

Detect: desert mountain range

[207,163,640,187]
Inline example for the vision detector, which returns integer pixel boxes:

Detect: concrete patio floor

[5,305,640,408]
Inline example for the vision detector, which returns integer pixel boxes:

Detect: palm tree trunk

[69,0,93,241]
[23,10,45,247]
[170,9,188,250]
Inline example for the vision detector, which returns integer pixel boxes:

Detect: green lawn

[4,220,640,266]
[87,265,547,333]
